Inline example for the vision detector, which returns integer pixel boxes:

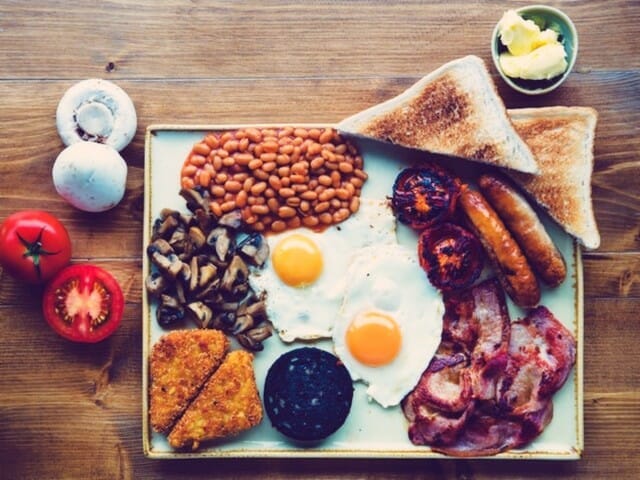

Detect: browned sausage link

[459,187,540,308]
[478,174,566,288]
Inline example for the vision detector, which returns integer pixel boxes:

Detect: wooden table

[1,1,638,478]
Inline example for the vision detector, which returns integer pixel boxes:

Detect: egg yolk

[346,311,402,366]
[271,234,323,287]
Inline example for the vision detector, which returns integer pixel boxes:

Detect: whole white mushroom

[52,142,128,212]
[56,78,137,152]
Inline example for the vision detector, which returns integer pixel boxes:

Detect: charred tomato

[43,264,124,343]
[418,223,484,291]
[0,210,72,284]
[391,165,462,230]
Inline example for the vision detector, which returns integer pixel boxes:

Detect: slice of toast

[507,106,600,249]
[149,329,229,433]
[337,55,539,174]
[168,350,263,450]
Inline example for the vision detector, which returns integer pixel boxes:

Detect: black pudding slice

[264,347,354,442]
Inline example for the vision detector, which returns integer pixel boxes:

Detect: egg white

[249,198,397,342]
[332,243,444,408]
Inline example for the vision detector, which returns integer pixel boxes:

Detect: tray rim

[142,123,584,460]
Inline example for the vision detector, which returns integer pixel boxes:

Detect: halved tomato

[43,264,124,343]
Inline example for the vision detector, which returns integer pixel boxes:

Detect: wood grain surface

[0,1,638,478]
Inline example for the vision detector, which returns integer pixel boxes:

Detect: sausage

[458,187,540,308]
[478,174,566,288]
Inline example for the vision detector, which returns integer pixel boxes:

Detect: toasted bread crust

[508,106,600,249]
[168,350,263,450]
[149,329,229,433]
[338,56,538,174]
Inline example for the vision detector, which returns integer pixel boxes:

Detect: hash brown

[167,350,263,450]
[149,329,229,433]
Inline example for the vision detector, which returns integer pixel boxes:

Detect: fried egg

[332,243,444,408]
[249,198,397,342]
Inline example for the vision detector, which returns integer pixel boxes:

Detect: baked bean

[222,157,235,167]
[300,200,311,212]
[350,177,364,188]
[292,184,308,193]
[354,155,364,169]
[220,132,233,144]
[215,173,228,184]
[223,140,239,153]
[318,175,332,187]
[281,176,291,187]
[190,154,206,166]
[279,144,294,155]
[333,208,350,223]
[286,197,301,207]
[325,161,338,170]
[251,182,267,195]
[349,196,360,213]
[210,185,225,198]
[335,143,347,154]
[205,134,219,149]
[253,169,270,180]
[330,171,341,187]
[181,177,195,189]
[321,149,335,162]
[278,166,290,177]
[335,188,351,200]
[278,187,295,198]
[239,137,250,152]
[221,200,236,213]
[278,206,297,219]
[307,142,322,156]
[264,188,276,199]
[308,128,321,140]
[345,182,356,195]
[262,140,279,153]
[318,188,335,202]
[291,162,307,175]
[253,222,265,232]
[300,190,318,201]
[250,204,269,215]
[280,126,294,137]
[290,174,306,184]
[330,198,341,209]
[248,159,263,170]
[224,180,242,193]
[193,143,211,156]
[246,128,262,143]
[318,128,334,144]
[260,152,277,163]
[338,162,353,173]
[210,201,223,217]
[254,144,264,157]
[233,172,249,182]
[268,175,282,191]
[262,161,277,173]
[243,177,255,192]
[293,128,308,139]
[181,164,198,176]
[212,156,223,170]
[271,220,287,232]
[354,168,368,180]
[290,146,301,162]
[314,201,330,213]
[310,156,324,170]
[276,154,290,165]
[236,190,248,207]
[267,197,280,213]
[319,212,333,225]
[216,148,229,159]
[235,153,255,168]
[286,216,302,229]
[302,215,319,227]
[199,170,211,187]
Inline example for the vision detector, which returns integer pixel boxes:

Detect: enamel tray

[142,124,584,460]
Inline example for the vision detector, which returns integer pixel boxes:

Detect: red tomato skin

[42,264,125,343]
[0,210,72,284]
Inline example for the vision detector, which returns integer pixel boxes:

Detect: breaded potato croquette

[168,350,263,450]
[149,329,229,433]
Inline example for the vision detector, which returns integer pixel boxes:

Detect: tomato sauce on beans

[181,127,367,233]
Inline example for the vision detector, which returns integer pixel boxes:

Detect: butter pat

[497,10,568,80]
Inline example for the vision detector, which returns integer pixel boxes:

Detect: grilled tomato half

[391,165,462,230]
[43,264,124,343]
[418,223,483,291]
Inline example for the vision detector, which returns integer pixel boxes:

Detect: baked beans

[180,127,367,233]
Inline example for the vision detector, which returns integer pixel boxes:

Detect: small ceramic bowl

[491,5,578,95]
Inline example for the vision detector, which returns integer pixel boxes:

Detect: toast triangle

[337,55,539,174]
[507,106,600,249]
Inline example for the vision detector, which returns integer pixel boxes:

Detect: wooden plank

[0,1,638,80]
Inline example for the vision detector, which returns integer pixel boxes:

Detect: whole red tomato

[43,264,124,343]
[0,210,72,284]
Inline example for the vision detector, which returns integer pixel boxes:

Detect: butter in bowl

[491,5,578,95]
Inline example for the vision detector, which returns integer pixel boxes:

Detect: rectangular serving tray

[142,124,584,460]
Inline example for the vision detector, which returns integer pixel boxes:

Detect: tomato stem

[17,228,61,280]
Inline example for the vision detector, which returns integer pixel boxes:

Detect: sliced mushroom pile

[145,187,272,351]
